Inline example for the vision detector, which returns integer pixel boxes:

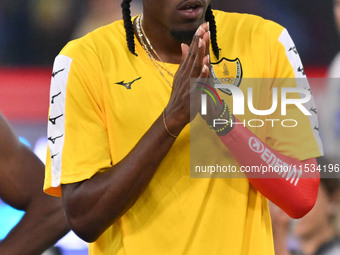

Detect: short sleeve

[44,52,111,197]
[264,27,323,160]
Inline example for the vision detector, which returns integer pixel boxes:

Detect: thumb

[181,43,190,63]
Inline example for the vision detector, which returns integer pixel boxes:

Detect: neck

[134,15,187,64]
[299,226,335,255]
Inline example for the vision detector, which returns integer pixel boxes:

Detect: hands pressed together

[164,23,210,135]
[164,22,231,137]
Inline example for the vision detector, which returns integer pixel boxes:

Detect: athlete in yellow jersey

[44,1,323,254]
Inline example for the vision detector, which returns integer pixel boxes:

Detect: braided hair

[121,0,137,56]
[121,0,220,59]
[205,5,219,59]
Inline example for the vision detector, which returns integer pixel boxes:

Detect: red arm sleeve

[219,119,320,219]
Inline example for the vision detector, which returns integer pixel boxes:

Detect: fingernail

[198,38,203,48]
[181,43,185,51]
[208,31,211,39]
[207,22,210,30]
[202,64,209,73]
[195,27,202,36]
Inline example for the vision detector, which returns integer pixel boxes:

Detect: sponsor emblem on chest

[211,57,243,95]
[115,77,142,89]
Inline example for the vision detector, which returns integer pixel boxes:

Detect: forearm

[62,111,184,242]
[0,115,69,253]
[0,197,69,255]
[0,143,69,254]
[219,119,320,218]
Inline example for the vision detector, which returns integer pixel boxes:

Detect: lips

[177,0,204,10]
[176,0,204,19]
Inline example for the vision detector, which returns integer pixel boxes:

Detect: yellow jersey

[44,10,322,255]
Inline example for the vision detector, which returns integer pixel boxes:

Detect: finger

[187,26,203,58]
[202,30,210,63]
[173,43,190,84]
[181,43,190,63]
[200,55,210,86]
[191,64,209,96]
[183,23,206,65]
[178,29,201,75]
[188,22,209,74]
[190,38,206,77]
[202,28,212,81]
[203,54,210,68]
[186,31,202,62]
[201,64,210,79]
[201,22,209,33]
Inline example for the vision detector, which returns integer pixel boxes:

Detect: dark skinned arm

[0,114,70,255]
[61,23,211,242]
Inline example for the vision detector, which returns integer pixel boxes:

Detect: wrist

[162,108,187,138]
[206,100,234,136]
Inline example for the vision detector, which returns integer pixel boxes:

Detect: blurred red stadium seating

[0,68,51,121]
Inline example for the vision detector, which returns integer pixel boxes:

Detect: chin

[170,27,198,44]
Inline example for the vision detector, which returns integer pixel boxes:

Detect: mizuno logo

[49,114,63,125]
[51,152,59,159]
[52,68,65,78]
[297,66,305,76]
[51,92,61,104]
[48,134,64,144]
[115,77,141,89]
[310,107,317,114]
[289,46,298,54]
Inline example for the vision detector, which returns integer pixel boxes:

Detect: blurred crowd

[0,0,339,67]
[0,0,142,66]
[273,1,340,254]
[270,163,340,255]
